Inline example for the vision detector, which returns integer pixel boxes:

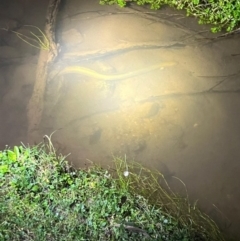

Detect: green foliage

[0,142,224,240]
[99,0,240,33]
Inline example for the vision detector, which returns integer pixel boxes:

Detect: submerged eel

[60,61,177,81]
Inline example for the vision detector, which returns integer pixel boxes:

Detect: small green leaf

[31,185,39,192]
[14,146,20,160]
[7,150,17,162]
[0,165,9,174]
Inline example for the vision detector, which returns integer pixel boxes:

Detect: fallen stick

[27,0,61,142]
[62,40,185,62]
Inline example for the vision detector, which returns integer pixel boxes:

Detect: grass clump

[0,25,49,50]
[99,0,240,33]
[0,139,224,240]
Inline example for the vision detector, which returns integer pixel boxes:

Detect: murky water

[1,0,240,239]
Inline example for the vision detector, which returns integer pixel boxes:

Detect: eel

[59,61,177,81]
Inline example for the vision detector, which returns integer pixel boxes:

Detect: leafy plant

[99,0,240,33]
[0,140,225,240]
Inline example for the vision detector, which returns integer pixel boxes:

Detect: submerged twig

[114,223,150,237]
